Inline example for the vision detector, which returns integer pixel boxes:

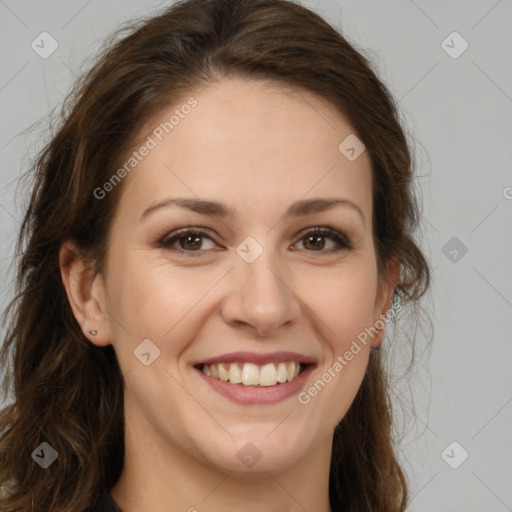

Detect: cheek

[107,254,219,353]
[297,264,377,423]
[303,259,378,351]
[107,245,378,370]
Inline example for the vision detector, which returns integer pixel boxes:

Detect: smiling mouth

[196,361,309,387]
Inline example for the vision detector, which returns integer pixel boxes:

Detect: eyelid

[156,225,352,255]
[156,227,217,255]
[295,226,351,249]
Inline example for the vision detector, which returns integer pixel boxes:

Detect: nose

[220,243,300,338]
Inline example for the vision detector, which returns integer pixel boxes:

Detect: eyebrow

[139,197,365,226]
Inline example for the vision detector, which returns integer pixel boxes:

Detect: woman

[0,0,430,510]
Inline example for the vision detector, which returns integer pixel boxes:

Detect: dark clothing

[84,489,122,512]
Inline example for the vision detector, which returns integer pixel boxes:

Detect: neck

[110,414,334,512]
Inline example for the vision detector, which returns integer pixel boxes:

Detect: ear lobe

[371,256,400,348]
[59,241,111,347]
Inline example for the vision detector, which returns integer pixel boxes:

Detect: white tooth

[294,362,301,378]
[276,362,288,383]
[259,363,278,386]
[242,363,260,386]
[286,362,295,381]
[210,364,219,379]
[202,364,211,376]
[219,364,229,382]
[228,364,242,384]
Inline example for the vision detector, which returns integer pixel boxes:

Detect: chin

[197,428,311,474]
[209,446,303,474]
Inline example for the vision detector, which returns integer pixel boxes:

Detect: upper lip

[194,351,317,367]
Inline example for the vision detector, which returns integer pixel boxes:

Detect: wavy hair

[0,0,431,510]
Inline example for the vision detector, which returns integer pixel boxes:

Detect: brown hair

[0,0,431,510]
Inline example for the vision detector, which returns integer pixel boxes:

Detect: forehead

[117,77,373,223]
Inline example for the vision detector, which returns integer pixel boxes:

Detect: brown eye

[158,229,217,256]
[157,226,351,258]
[295,227,351,253]
[178,234,203,251]
[303,233,327,250]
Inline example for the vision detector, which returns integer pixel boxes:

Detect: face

[67,77,397,474]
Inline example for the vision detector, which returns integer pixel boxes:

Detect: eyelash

[156,226,352,257]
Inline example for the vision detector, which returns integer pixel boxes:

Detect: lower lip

[195,365,315,405]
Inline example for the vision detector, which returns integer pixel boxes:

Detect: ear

[370,256,400,349]
[59,241,112,347]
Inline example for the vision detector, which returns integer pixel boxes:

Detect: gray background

[1,1,511,511]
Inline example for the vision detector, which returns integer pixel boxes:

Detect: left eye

[162,231,217,254]
[158,227,351,257]
[296,228,350,252]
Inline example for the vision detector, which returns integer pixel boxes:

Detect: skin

[60,77,399,512]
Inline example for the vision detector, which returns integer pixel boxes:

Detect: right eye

[157,228,218,257]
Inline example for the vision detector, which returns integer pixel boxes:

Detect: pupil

[183,235,201,249]
[307,235,324,250]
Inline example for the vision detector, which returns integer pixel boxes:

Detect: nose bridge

[239,234,289,309]
[221,233,298,336]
